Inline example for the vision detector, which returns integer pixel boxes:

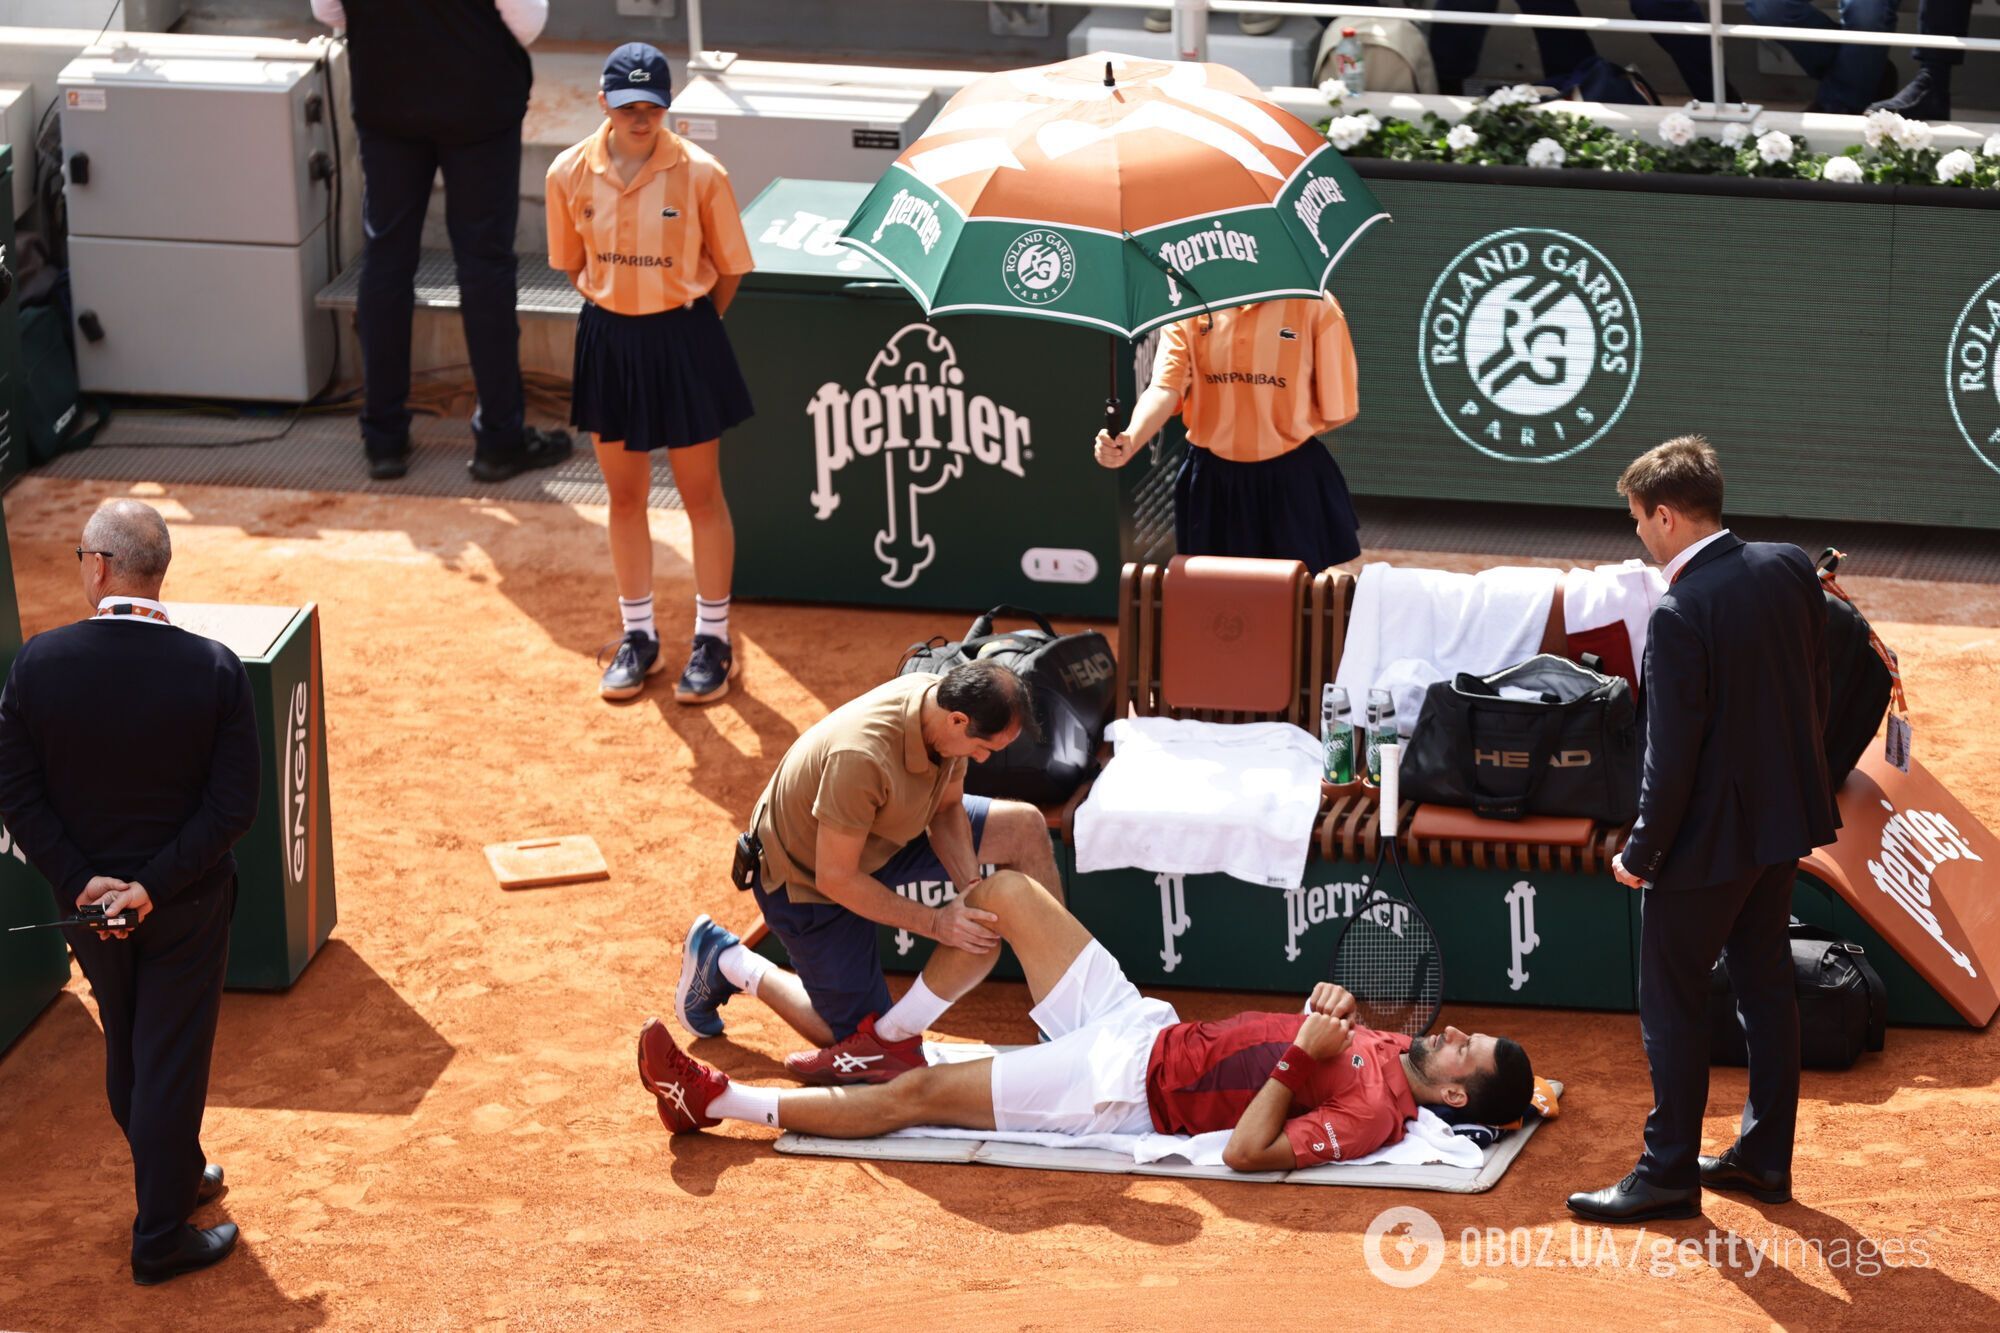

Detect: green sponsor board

[1328,168,2000,529]
[170,604,337,990]
[726,178,1149,616]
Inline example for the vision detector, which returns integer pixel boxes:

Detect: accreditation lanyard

[95,602,172,625]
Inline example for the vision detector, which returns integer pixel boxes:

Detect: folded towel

[1562,559,1664,689]
[1074,716,1323,890]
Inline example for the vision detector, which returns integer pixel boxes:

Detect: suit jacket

[1621,534,1840,892]
[0,618,260,910]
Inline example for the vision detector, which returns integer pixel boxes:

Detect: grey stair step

[316,250,583,317]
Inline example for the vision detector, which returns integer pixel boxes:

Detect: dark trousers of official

[1914,0,1972,68]
[65,880,234,1262]
[355,123,526,462]
[1637,862,1800,1191]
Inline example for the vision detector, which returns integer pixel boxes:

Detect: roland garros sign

[1948,269,2000,476]
[1420,228,1642,463]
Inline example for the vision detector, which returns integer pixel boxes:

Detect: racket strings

[1331,842,1443,1037]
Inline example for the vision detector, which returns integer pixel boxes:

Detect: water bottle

[1335,27,1367,96]
[1365,687,1396,785]
[1321,683,1354,784]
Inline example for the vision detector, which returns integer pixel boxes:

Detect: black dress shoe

[195,1163,226,1207]
[366,439,412,481]
[468,427,575,483]
[1868,67,1949,120]
[1700,1150,1791,1204]
[1567,1172,1701,1223]
[132,1222,238,1286]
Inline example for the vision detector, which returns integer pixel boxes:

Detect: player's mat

[776,1053,1561,1194]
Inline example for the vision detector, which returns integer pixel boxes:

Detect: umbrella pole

[1105,334,1121,439]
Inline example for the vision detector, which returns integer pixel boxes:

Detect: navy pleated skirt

[570,297,755,451]
[1175,439,1362,572]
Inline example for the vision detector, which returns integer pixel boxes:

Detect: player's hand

[1611,853,1646,891]
[1295,1012,1354,1062]
[1306,982,1357,1021]
[77,877,151,938]
[932,898,1001,954]
[1093,430,1137,469]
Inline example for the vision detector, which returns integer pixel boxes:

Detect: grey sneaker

[674,634,739,705]
[598,631,663,700]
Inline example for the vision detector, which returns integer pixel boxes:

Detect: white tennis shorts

[988,940,1181,1137]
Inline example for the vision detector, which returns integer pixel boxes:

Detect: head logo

[1865,798,1983,978]
[283,681,310,887]
[1002,230,1076,306]
[805,324,1032,588]
[1947,271,2000,476]
[1362,1206,1445,1288]
[1420,228,1640,463]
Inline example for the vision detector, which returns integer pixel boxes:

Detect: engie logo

[1002,229,1076,306]
[1947,271,2000,476]
[1420,228,1640,463]
[1865,799,1983,978]
[806,324,1033,589]
[283,681,310,887]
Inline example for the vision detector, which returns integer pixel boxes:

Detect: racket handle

[1379,741,1400,838]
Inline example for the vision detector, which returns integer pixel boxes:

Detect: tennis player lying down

[638,872,1535,1171]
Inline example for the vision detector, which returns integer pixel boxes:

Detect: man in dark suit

[1569,436,1839,1223]
[0,499,261,1283]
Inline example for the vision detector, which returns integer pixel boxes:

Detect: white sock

[619,594,657,642]
[695,595,730,644]
[717,943,770,998]
[875,975,952,1043]
[709,1083,782,1128]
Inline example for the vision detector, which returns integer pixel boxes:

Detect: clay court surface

[0,474,1996,1331]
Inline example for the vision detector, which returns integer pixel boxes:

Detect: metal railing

[681,0,2000,120]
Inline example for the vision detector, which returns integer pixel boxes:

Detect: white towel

[1562,559,1665,672]
[1334,563,1562,734]
[1073,716,1323,890]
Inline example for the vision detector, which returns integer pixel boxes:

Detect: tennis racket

[1328,741,1444,1037]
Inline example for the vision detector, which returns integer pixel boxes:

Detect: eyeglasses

[74,548,115,561]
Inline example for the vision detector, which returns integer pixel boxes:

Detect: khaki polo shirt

[753,675,966,905]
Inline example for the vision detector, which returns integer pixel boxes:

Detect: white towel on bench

[1073,716,1324,890]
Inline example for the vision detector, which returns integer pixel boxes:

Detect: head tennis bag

[1709,920,1886,1070]
[896,605,1115,808]
[1399,654,1640,824]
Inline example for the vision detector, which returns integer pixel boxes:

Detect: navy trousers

[1637,861,1800,1190]
[66,880,234,1263]
[356,123,526,461]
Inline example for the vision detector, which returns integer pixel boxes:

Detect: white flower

[1756,131,1794,165]
[1658,111,1696,148]
[1821,154,1864,183]
[1325,113,1379,151]
[1484,83,1540,110]
[1937,148,1977,183]
[1862,109,1900,150]
[1526,137,1566,169]
[1318,77,1348,106]
[1984,132,2000,158]
[1721,122,1750,149]
[1446,123,1480,153]
[1892,117,1934,151]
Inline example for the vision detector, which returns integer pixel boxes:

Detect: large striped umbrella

[837,51,1390,343]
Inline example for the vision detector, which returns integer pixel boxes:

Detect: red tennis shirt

[1145,1017,1417,1166]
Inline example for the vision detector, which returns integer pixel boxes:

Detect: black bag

[1400,654,1640,824]
[896,605,1115,807]
[1817,549,1894,786]
[1709,920,1887,1071]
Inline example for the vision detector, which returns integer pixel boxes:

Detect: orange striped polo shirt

[1151,293,1359,463]
[545,121,754,315]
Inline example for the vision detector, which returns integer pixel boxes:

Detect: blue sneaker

[676,913,742,1038]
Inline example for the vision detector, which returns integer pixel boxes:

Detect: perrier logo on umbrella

[839,52,1391,339]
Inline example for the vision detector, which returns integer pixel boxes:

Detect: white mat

[774,1046,1561,1194]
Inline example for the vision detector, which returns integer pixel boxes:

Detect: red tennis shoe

[637,1017,727,1133]
[784,1014,927,1086]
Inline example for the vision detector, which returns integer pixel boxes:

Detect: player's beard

[1405,1032,1446,1080]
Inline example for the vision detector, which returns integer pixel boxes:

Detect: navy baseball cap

[603,42,672,109]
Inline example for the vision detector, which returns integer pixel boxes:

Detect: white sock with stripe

[717,943,769,998]
[695,595,731,644]
[875,975,952,1044]
[709,1083,782,1128]
[619,594,657,642]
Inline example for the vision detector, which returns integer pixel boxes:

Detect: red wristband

[1269,1044,1320,1098]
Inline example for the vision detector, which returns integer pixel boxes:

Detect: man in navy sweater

[0,500,261,1284]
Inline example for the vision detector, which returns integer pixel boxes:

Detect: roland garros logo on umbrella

[1420,228,1642,464]
[1002,230,1077,306]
